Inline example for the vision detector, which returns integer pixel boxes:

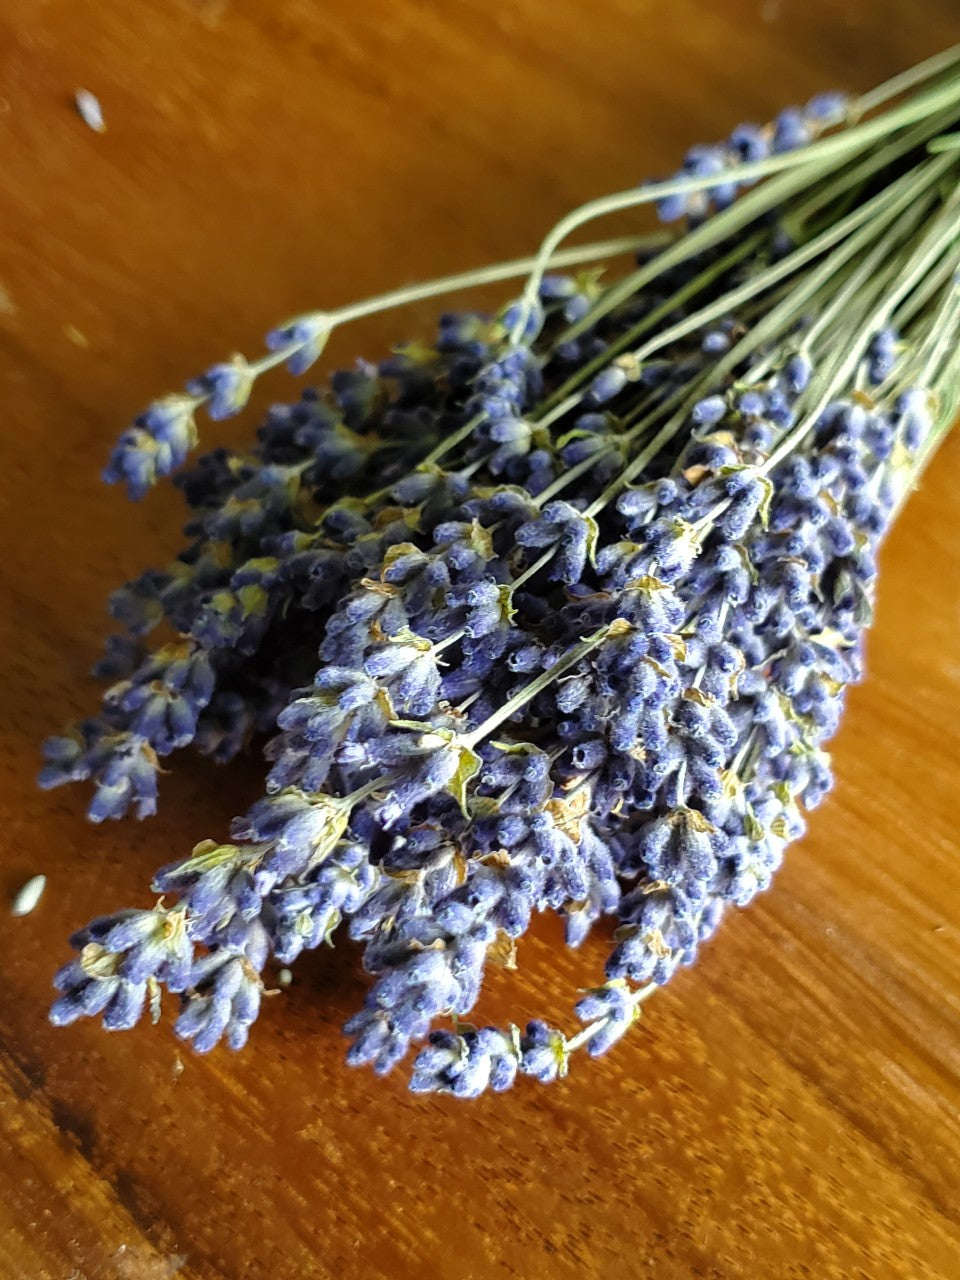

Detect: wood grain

[1,3,958,1278]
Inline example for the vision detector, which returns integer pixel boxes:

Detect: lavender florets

[42,74,954,1099]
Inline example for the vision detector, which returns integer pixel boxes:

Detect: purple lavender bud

[895,389,931,452]
[691,395,727,426]
[499,300,544,343]
[702,330,731,354]
[563,294,593,325]
[805,91,847,124]
[538,274,577,300]
[93,634,146,681]
[574,983,637,1058]
[518,1020,566,1083]
[588,366,629,405]
[773,108,810,152]
[783,353,813,395]
[175,996,229,1052]
[186,358,255,421]
[719,476,767,540]
[102,982,148,1031]
[683,144,735,202]
[571,738,606,771]
[729,122,769,164]
[655,191,689,222]
[738,390,766,419]
[50,981,117,1026]
[264,316,330,375]
[103,397,198,498]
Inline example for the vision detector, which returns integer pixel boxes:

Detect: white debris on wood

[74,88,106,133]
[277,967,293,987]
[11,874,46,916]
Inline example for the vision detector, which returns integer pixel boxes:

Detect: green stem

[892,245,959,333]
[527,154,942,497]
[557,95,960,356]
[563,981,658,1055]
[913,285,960,390]
[536,230,766,417]
[764,183,960,474]
[555,174,947,549]
[797,199,935,360]
[461,625,620,749]
[891,291,960,510]
[291,231,667,332]
[508,68,960,345]
[196,232,668,410]
[855,44,960,115]
[927,131,960,153]
[535,163,941,531]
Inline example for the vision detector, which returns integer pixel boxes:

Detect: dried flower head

[42,47,960,1095]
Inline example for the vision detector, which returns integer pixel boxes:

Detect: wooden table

[1,3,958,1277]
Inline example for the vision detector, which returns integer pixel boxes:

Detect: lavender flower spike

[44,50,960,1096]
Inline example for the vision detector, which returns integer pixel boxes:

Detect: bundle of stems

[41,47,960,1095]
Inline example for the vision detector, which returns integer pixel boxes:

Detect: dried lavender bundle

[42,48,960,1095]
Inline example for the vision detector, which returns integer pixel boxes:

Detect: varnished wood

[1,3,958,1277]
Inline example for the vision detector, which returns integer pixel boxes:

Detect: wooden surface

[1,3,959,1278]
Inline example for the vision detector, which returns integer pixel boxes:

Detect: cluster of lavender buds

[43,48,960,1094]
